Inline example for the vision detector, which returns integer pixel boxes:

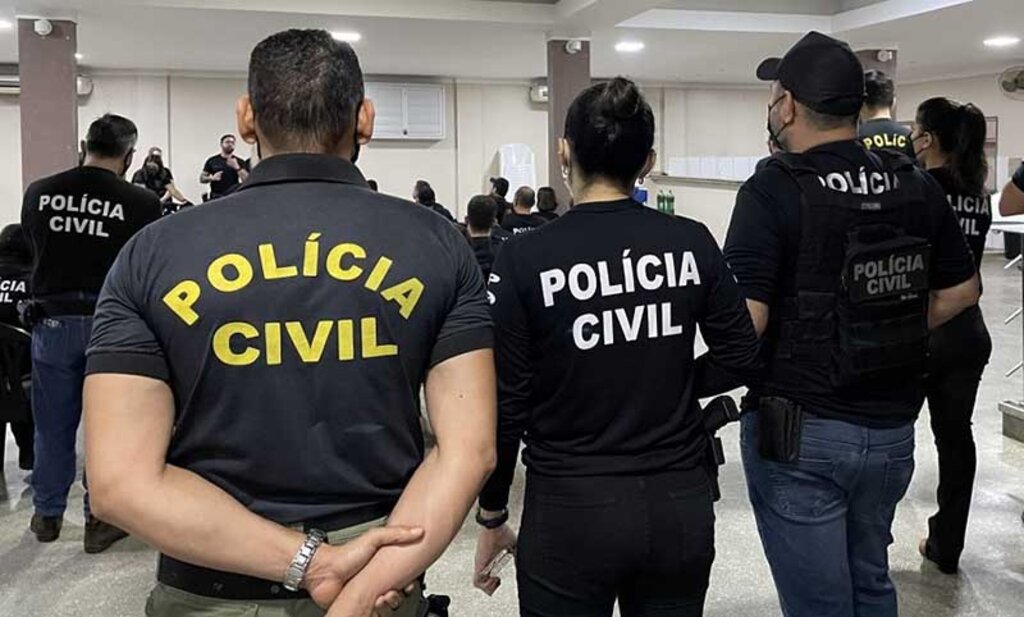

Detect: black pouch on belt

[757,396,804,463]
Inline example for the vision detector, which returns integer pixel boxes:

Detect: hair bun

[598,77,642,121]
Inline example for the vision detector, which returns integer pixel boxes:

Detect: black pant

[517,467,715,617]
[924,305,991,571]
[1,418,34,469]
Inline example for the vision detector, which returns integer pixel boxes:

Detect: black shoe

[919,537,958,575]
[84,516,129,554]
[30,513,62,543]
[18,448,33,471]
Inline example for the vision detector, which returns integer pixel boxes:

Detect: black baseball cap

[757,31,865,116]
[490,177,509,196]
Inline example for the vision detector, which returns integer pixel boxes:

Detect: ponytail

[916,97,989,194]
[950,103,988,195]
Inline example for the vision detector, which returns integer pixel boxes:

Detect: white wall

[0,98,22,224]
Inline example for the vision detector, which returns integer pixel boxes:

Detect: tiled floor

[2,258,1023,616]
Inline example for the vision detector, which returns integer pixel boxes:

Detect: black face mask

[120,150,134,178]
[767,95,792,153]
[351,101,364,164]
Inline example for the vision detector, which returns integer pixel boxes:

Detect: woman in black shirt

[911,97,993,574]
[472,78,761,616]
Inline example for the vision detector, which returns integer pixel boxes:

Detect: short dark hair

[864,69,896,110]
[220,134,236,144]
[800,102,858,131]
[491,177,509,197]
[514,186,535,209]
[0,224,29,260]
[467,195,497,231]
[414,180,436,205]
[367,179,379,192]
[248,29,364,152]
[565,77,654,190]
[85,114,138,158]
[537,187,558,212]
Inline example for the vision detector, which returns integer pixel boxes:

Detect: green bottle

[666,191,675,214]
[657,190,666,213]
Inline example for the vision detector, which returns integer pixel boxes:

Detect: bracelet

[476,508,509,529]
[283,529,327,592]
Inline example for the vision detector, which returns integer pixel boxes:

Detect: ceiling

[0,0,1020,84]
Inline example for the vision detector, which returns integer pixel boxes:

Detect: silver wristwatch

[283,529,328,592]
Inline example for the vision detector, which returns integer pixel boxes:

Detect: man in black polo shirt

[724,33,978,617]
[464,195,507,279]
[500,186,547,235]
[21,113,161,553]
[201,135,250,200]
[858,69,915,159]
[999,162,1024,216]
[489,177,511,224]
[84,29,495,617]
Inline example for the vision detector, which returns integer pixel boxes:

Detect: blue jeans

[740,410,915,617]
[32,316,93,517]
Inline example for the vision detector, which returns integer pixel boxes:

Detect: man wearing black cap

[489,177,511,225]
[723,32,979,617]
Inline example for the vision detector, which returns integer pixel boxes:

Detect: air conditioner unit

[530,80,549,105]
[998,66,1024,101]
[0,74,94,97]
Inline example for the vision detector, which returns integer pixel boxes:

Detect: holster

[757,396,804,463]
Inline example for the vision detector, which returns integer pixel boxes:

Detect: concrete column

[547,39,591,209]
[19,18,78,187]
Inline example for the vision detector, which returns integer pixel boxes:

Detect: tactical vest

[768,150,931,390]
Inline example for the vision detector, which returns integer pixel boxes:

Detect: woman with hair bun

[472,77,761,616]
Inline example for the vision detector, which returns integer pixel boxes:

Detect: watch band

[476,508,509,529]
[283,529,327,592]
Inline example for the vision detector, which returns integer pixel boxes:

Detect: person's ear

[558,138,571,170]
[781,91,797,125]
[357,99,376,146]
[640,150,657,181]
[237,95,257,144]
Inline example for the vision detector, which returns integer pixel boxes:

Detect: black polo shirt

[1014,163,1024,192]
[21,166,161,301]
[478,200,761,510]
[203,154,250,198]
[133,166,174,199]
[858,118,915,159]
[928,167,991,269]
[85,153,492,525]
[724,140,976,427]
[501,212,548,235]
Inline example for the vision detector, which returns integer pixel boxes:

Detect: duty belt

[157,502,392,600]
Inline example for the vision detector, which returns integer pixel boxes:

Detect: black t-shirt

[928,167,991,268]
[501,212,548,235]
[493,196,511,224]
[425,202,456,223]
[537,211,559,222]
[478,200,761,510]
[0,256,30,326]
[85,154,492,525]
[468,232,506,279]
[724,141,976,426]
[1014,163,1024,192]
[859,118,916,159]
[203,154,250,197]
[21,166,161,300]
[132,166,174,199]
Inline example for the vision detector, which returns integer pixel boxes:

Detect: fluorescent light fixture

[74,53,83,61]
[0,19,13,30]
[615,41,645,53]
[984,35,1020,48]
[331,31,362,43]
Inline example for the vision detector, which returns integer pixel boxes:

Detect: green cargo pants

[145,518,429,617]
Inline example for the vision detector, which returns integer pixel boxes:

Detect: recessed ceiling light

[0,19,13,30]
[615,41,645,54]
[331,31,362,43]
[984,36,1020,48]
[74,53,83,61]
